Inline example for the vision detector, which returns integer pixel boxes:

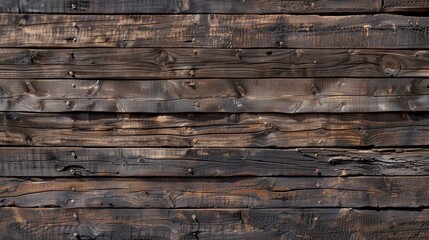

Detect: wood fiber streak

[1,14,428,48]
[0,78,427,113]
[1,48,429,79]
[383,0,429,13]
[1,208,429,239]
[0,147,427,177]
[0,112,428,147]
[14,0,382,14]
[0,176,428,208]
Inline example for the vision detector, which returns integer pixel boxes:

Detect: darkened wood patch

[0,78,427,113]
[0,112,428,147]
[0,147,427,177]
[0,176,428,208]
[1,14,429,48]
[13,0,382,14]
[1,48,428,79]
[1,207,428,239]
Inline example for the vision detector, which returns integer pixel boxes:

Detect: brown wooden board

[0,207,428,239]
[1,48,428,79]
[0,176,428,208]
[12,0,382,14]
[0,78,427,113]
[1,112,428,148]
[1,14,429,48]
[0,147,427,177]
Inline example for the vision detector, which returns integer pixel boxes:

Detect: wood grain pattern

[13,0,382,14]
[1,207,428,239]
[1,14,428,48]
[1,48,428,79]
[0,176,428,208]
[1,112,428,147]
[383,0,429,13]
[0,78,427,113]
[1,147,427,177]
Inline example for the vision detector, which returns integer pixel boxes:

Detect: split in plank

[0,78,428,113]
[1,112,429,147]
[10,0,381,14]
[1,14,429,48]
[0,207,428,239]
[1,48,429,79]
[0,147,427,177]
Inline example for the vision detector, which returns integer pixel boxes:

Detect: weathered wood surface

[1,207,428,239]
[7,0,382,14]
[0,78,427,113]
[1,112,429,147]
[1,14,429,48]
[1,147,427,177]
[0,176,428,208]
[383,0,429,13]
[1,48,429,79]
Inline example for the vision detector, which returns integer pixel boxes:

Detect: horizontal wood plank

[0,78,427,113]
[1,48,429,79]
[1,207,428,239]
[0,176,428,208]
[1,147,427,177]
[13,0,381,14]
[1,112,428,147]
[1,14,429,48]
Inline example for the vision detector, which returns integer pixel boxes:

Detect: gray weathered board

[0,0,428,239]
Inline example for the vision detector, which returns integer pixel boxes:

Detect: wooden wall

[0,0,429,239]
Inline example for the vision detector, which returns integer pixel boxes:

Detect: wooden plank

[1,147,427,177]
[383,0,429,13]
[1,14,429,48]
[1,112,429,147]
[0,78,428,113]
[1,207,428,239]
[0,176,428,208]
[0,0,18,13]
[14,0,381,14]
[1,48,429,79]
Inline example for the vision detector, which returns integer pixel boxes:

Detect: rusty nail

[73,213,78,218]
[71,83,76,88]
[73,37,77,42]
[191,38,196,42]
[194,102,199,107]
[191,139,198,144]
[187,167,194,174]
[71,187,76,191]
[315,169,321,176]
[193,49,198,55]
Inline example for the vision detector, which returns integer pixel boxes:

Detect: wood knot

[154,50,176,71]
[381,57,401,76]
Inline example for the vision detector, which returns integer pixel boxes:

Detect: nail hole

[266,51,273,56]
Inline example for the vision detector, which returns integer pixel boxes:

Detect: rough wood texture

[1,14,429,48]
[1,207,429,239]
[383,0,429,13]
[1,147,427,177]
[12,0,382,14]
[1,112,429,147]
[0,78,427,113]
[1,48,428,79]
[0,176,428,208]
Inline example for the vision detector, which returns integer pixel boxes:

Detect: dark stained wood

[14,0,382,14]
[0,0,18,13]
[1,48,429,79]
[0,78,427,113]
[0,176,428,208]
[1,147,427,177]
[1,112,429,147]
[1,14,429,48]
[1,207,428,239]
[383,0,429,13]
